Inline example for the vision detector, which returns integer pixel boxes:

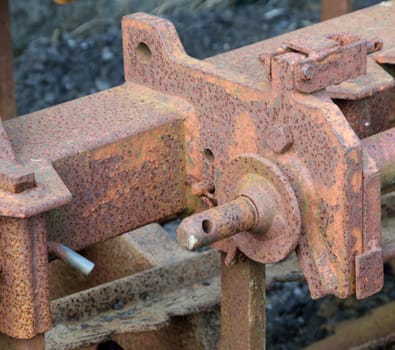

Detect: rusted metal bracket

[260,33,382,93]
[0,115,72,338]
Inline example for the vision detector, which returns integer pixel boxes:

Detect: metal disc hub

[215,154,301,264]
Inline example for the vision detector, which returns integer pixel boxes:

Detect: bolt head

[0,160,36,193]
[266,124,293,154]
[301,64,315,80]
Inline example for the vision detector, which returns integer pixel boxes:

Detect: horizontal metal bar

[47,241,95,275]
[4,83,189,251]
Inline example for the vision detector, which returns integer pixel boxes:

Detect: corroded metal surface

[220,253,265,350]
[0,2,394,347]
[214,154,301,264]
[260,33,381,93]
[48,224,197,300]
[177,196,258,250]
[355,150,383,299]
[178,154,301,264]
[0,160,35,193]
[122,12,367,299]
[0,215,51,339]
[5,84,189,250]
[0,164,71,218]
[362,127,395,191]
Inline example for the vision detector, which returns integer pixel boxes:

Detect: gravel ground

[15,0,321,115]
[13,0,393,348]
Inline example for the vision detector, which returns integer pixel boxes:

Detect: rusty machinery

[0,2,395,349]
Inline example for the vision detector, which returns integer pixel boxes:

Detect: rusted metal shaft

[362,128,395,191]
[47,241,95,275]
[177,196,258,250]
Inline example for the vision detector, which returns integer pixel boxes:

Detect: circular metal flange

[215,154,301,264]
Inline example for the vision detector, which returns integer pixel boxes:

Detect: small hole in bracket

[136,42,152,63]
[202,219,214,234]
[203,148,214,162]
[207,184,216,194]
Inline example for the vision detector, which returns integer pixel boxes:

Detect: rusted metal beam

[220,253,265,350]
[0,0,16,120]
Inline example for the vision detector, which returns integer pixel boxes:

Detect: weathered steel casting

[0,2,395,349]
[178,154,301,265]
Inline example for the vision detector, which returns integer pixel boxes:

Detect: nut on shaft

[176,196,258,250]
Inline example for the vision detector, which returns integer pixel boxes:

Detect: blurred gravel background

[11,0,390,349]
[14,0,321,115]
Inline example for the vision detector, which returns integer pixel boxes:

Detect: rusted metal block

[0,163,71,339]
[47,224,304,349]
[4,83,190,250]
[0,164,71,218]
[355,247,383,299]
[354,150,383,299]
[326,57,395,101]
[0,215,51,339]
[261,33,382,93]
[0,160,35,193]
[326,57,395,139]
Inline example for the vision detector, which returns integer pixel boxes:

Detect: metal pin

[176,196,258,250]
[47,241,95,275]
